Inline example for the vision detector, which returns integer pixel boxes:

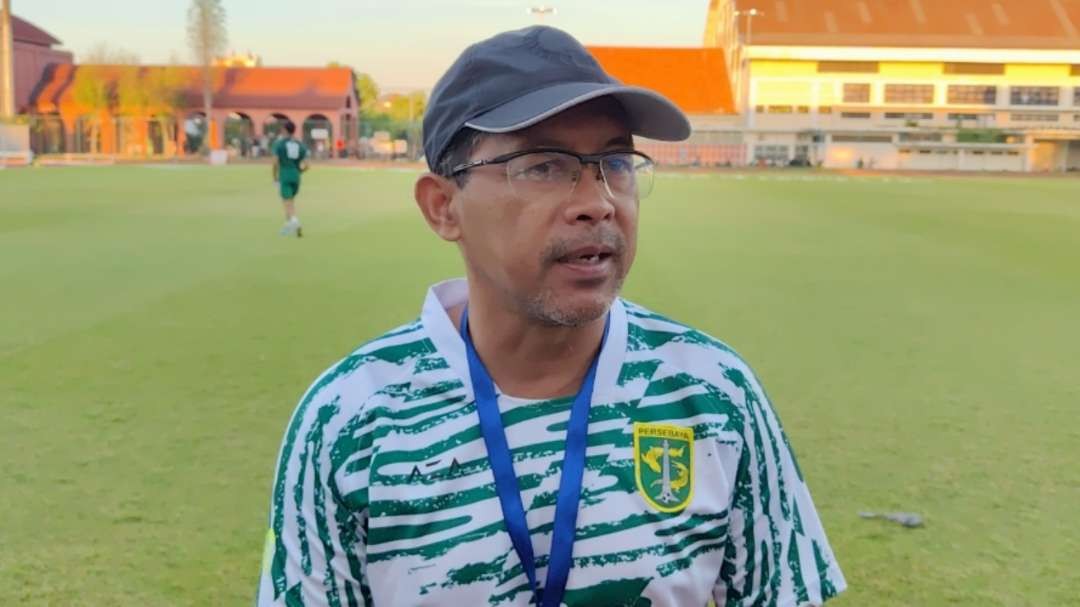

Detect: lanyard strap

[460,307,608,607]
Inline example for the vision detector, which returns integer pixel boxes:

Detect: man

[272,121,308,237]
[258,26,845,607]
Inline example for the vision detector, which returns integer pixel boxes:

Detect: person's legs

[278,182,302,236]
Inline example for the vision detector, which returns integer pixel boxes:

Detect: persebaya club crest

[633,423,694,513]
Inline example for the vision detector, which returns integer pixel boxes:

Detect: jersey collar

[420,278,628,402]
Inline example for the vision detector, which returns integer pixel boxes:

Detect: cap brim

[464,82,691,141]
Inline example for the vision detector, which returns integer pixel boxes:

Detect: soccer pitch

[2,165,1077,606]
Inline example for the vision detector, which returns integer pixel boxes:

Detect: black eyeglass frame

[447,147,656,200]
[449,147,655,177]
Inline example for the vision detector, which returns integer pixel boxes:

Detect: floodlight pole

[734,8,763,130]
[0,0,15,119]
[408,93,416,159]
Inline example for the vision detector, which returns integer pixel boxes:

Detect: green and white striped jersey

[257,279,846,607]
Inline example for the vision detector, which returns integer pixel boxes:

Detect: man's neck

[450,291,607,401]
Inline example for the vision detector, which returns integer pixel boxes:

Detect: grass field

[2,164,1078,606]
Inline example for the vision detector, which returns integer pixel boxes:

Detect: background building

[10,5,1080,171]
[707,0,1080,171]
[29,63,359,158]
[588,46,743,165]
[593,0,1080,172]
[214,51,262,68]
[10,15,72,113]
[7,14,359,158]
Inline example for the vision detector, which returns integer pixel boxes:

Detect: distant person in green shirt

[271,121,309,237]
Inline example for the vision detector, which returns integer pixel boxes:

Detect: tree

[71,44,137,153]
[82,42,138,65]
[355,72,380,116]
[70,65,110,153]
[187,0,226,151]
[115,63,187,156]
[144,65,188,156]
[382,91,426,124]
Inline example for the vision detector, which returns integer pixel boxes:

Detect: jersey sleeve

[256,373,374,607]
[713,367,846,607]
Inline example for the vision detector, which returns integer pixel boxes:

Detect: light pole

[735,8,762,47]
[733,8,763,129]
[0,0,14,119]
[408,93,416,160]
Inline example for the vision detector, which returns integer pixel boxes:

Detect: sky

[14,0,711,90]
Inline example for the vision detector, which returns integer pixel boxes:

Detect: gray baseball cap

[422,26,691,172]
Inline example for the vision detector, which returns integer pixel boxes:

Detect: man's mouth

[557,245,615,266]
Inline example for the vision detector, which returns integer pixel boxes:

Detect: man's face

[451,98,638,327]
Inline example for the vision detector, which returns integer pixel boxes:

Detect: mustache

[541,227,626,264]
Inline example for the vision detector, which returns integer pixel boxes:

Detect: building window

[1074,87,1080,106]
[754,105,764,113]
[899,132,943,142]
[1072,65,1080,76]
[797,105,810,114]
[765,105,794,114]
[884,112,933,120]
[840,112,872,119]
[819,105,833,114]
[1010,86,1060,106]
[1010,113,1059,122]
[753,145,791,164]
[831,134,893,143]
[819,61,879,73]
[948,85,997,105]
[944,62,1005,75]
[884,84,935,104]
[843,83,871,103]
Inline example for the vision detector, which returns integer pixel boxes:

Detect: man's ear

[414,173,463,242]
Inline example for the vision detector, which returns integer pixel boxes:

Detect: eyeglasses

[450,148,656,202]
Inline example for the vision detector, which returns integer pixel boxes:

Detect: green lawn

[2,165,1078,606]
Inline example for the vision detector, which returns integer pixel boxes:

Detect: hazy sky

[15,0,710,90]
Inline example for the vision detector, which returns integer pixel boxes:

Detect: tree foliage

[187,0,226,150]
[186,0,227,67]
[355,72,380,115]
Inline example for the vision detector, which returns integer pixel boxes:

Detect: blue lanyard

[460,307,609,607]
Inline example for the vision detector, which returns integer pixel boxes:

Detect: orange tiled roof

[30,65,355,114]
[587,46,734,115]
[736,0,1080,50]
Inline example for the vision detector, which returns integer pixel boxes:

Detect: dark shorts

[280,180,300,200]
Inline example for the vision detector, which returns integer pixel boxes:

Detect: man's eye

[514,157,569,181]
[605,156,634,174]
